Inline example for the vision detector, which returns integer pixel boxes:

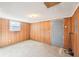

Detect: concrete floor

[0,40,71,57]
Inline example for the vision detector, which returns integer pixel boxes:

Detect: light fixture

[55,16,61,19]
[29,14,40,18]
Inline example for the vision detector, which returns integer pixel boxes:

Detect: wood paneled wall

[0,18,30,47]
[30,21,52,45]
[0,19,51,47]
[64,7,79,56]
[71,7,79,56]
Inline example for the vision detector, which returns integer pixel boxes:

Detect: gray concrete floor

[0,40,71,57]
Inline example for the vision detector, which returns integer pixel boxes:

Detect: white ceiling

[0,2,79,23]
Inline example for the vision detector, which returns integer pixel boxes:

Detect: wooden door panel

[64,18,72,49]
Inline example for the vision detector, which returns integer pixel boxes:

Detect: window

[9,21,21,31]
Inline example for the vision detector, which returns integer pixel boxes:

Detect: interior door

[64,18,72,49]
